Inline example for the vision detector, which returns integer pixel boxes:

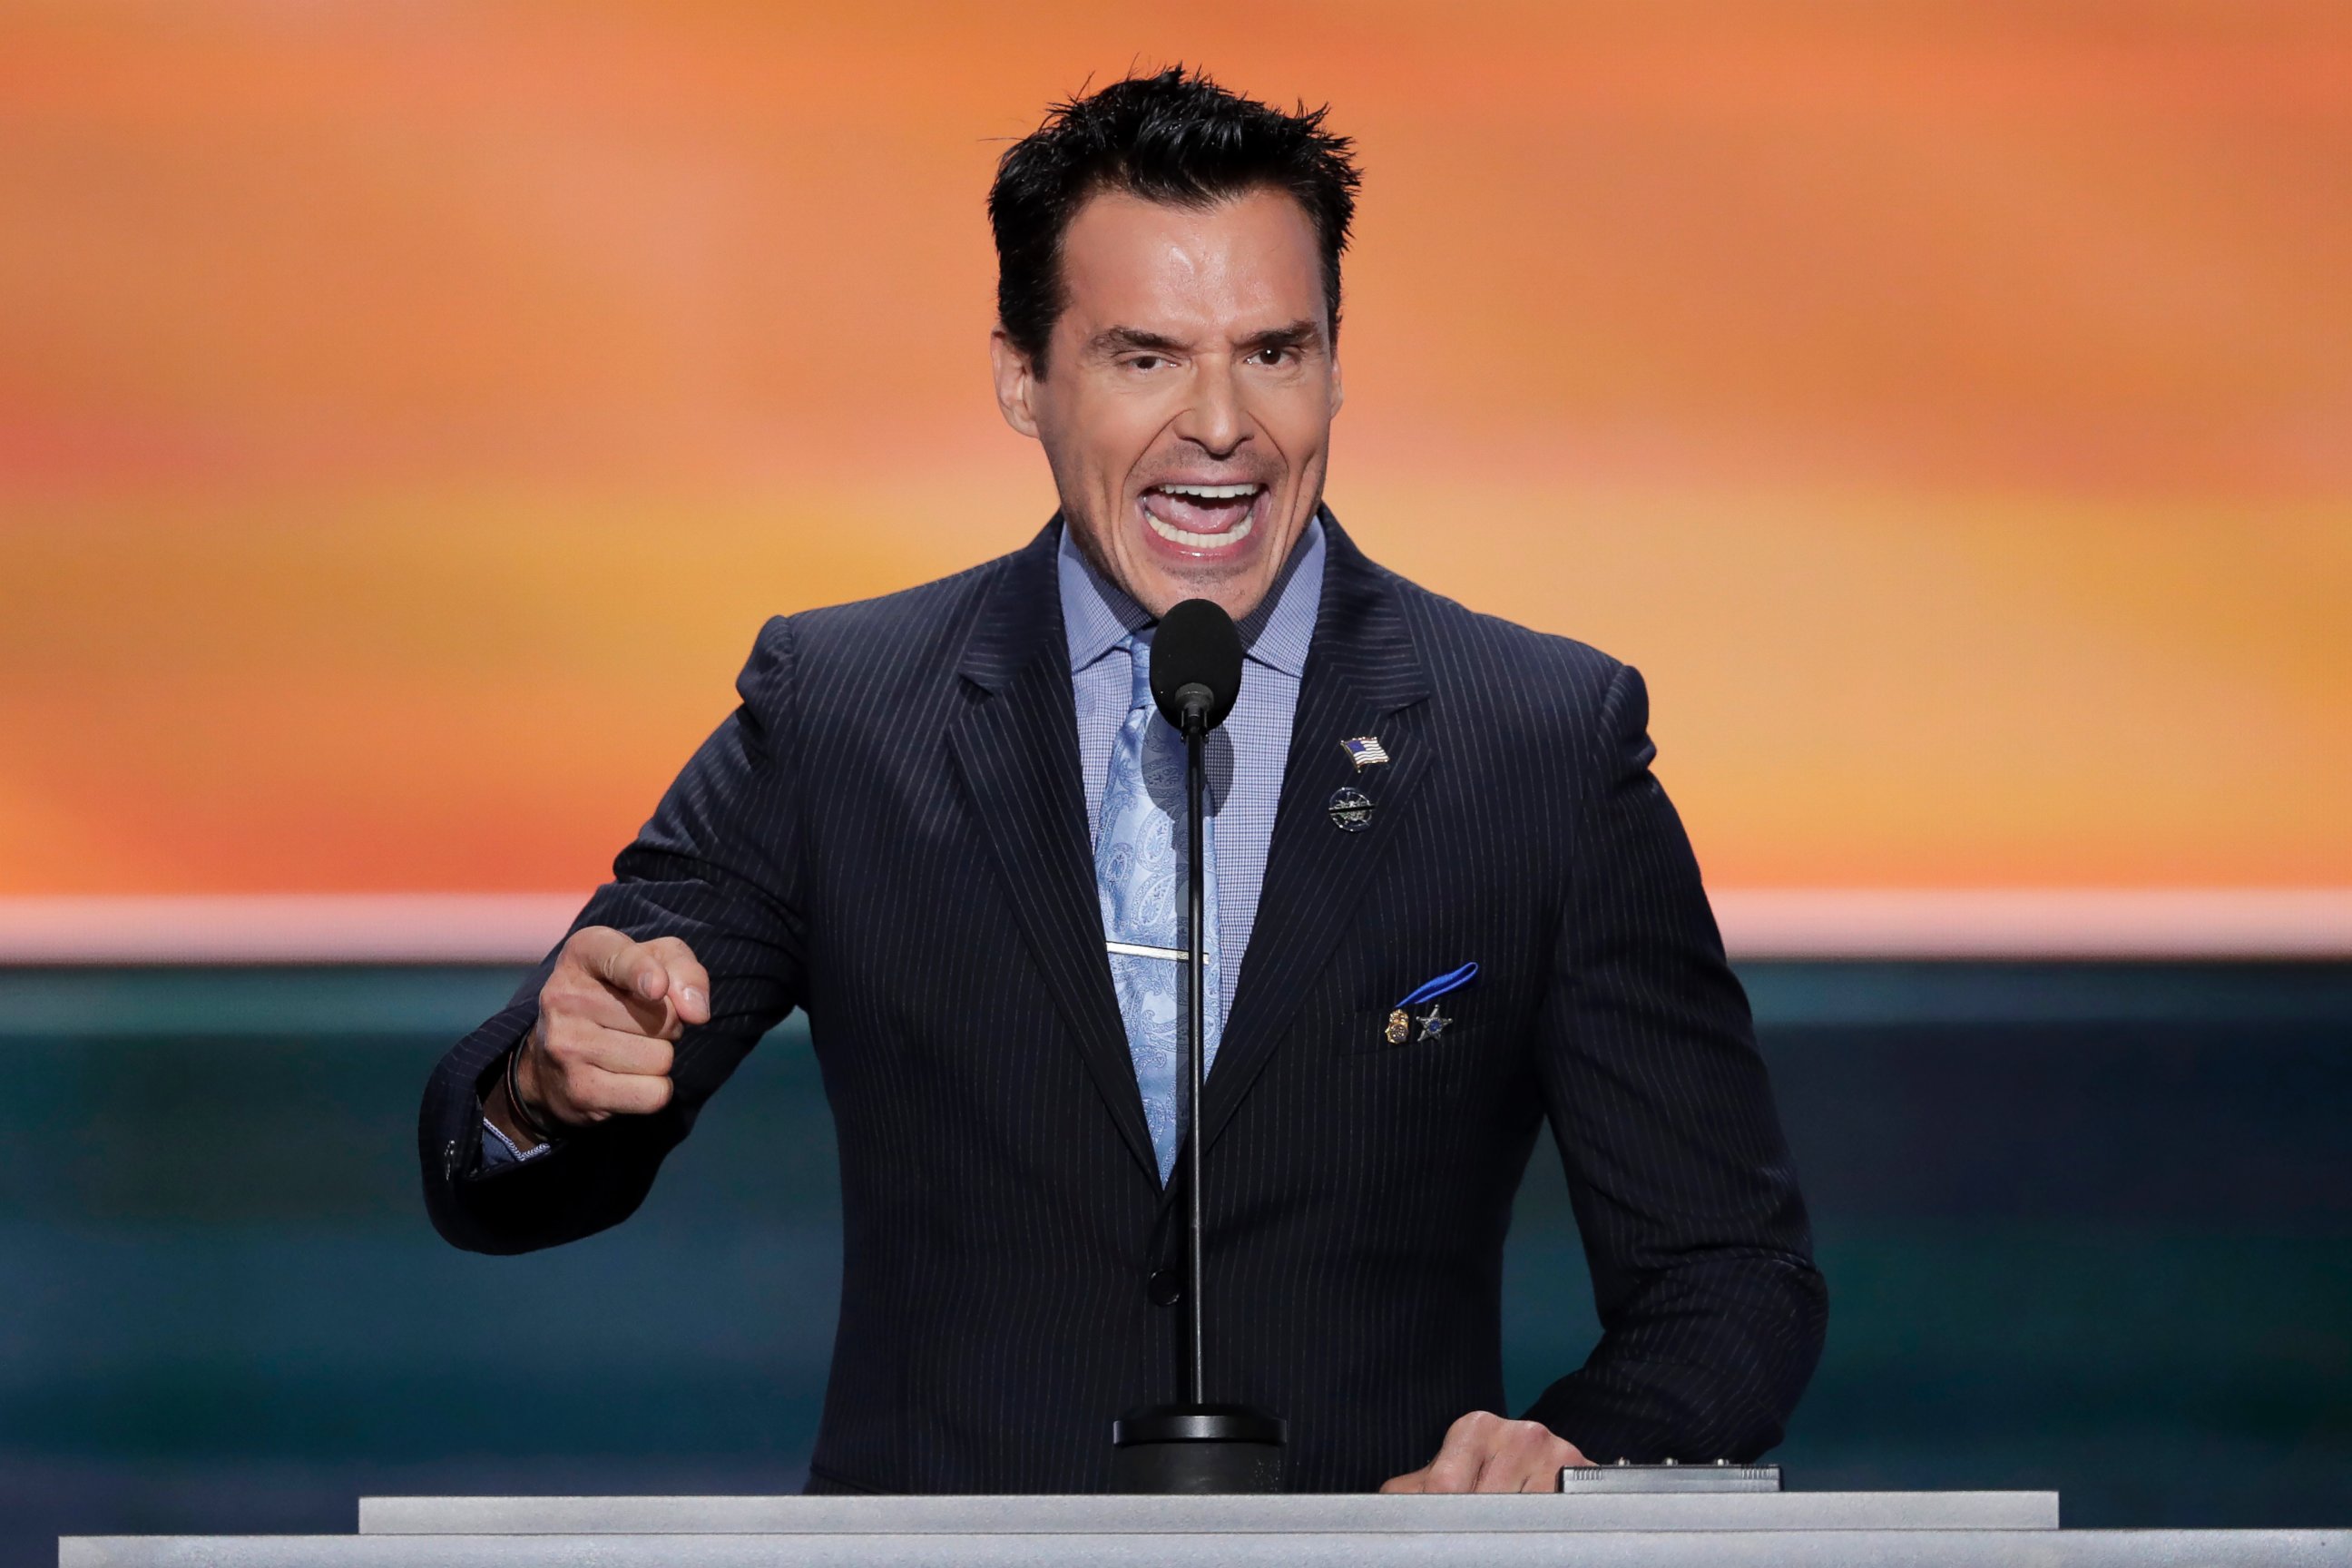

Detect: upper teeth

[1156,483,1259,499]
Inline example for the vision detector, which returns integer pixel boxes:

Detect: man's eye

[1127,355,1165,372]
[1251,347,1293,367]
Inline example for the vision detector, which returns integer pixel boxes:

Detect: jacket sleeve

[1520,662,1828,1462]
[418,615,810,1255]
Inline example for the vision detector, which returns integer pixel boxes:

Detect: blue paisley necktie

[1094,632,1222,1184]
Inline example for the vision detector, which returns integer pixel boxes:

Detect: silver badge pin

[1327,785,1375,832]
[1416,1004,1451,1042]
[1339,736,1390,771]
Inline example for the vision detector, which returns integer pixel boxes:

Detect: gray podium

[60,1491,2352,1566]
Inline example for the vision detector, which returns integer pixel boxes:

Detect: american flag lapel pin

[1340,735,1389,771]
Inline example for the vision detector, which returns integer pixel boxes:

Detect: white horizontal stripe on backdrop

[1,890,2349,965]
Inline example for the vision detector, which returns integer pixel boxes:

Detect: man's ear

[1329,345,1345,419]
[990,328,1042,440]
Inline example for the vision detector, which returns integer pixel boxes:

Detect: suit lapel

[946,524,1160,1181]
[1198,515,1434,1157]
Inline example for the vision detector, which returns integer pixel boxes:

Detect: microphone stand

[1108,690,1288,1493]
[1183,702,1208,1407]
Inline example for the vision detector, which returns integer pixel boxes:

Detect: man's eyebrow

[1088,326,1191,356]
[1239,319,1325,352]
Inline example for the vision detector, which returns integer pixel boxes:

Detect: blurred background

[3,2,2347,1558]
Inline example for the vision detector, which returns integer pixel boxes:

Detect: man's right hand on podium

[484,926,712,1148]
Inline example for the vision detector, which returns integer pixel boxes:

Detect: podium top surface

[355,1490,2061,1534]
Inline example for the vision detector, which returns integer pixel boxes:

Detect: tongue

[1150,491,1253,533]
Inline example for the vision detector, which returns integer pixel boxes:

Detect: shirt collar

[1056,523,1152,673]
[1056,514,1326,679]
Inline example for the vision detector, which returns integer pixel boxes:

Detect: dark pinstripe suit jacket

[419,514,1825,1494]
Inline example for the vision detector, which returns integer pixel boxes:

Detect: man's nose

[1174,360,1247,457]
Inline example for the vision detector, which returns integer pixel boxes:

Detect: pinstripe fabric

[418,512,1826,1493]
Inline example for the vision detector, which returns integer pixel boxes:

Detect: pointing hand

[488,926,711,1143]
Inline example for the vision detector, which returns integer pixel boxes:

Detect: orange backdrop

[4,2,2347,896]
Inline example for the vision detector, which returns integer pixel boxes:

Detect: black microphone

[1112,598,1288,1494]
[1149,597,1244,736]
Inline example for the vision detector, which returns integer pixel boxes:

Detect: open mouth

[1138,482,1267,552]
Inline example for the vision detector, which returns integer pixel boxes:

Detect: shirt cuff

[477,1114,554,1169]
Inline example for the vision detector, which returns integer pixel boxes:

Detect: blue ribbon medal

[1384,962,1480,1044]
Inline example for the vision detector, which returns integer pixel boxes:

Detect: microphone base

[1111,1404,1289,1494]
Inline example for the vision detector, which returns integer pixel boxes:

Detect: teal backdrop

[3,962,2348,1562]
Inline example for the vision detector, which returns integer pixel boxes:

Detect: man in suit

[421,67,1826,1495]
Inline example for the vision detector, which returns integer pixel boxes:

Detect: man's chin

[1118,537,1280,621]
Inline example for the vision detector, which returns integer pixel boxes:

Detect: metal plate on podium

[1563,1461,1783,1493]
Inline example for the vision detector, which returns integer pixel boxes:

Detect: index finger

[641,935,712,1026]
[564,926,669,1003]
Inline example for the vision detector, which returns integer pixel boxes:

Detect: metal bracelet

[503,1035,559,1148]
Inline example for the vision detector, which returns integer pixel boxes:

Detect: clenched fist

[485,926,711,1147]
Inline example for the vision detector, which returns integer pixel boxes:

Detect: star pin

[1416,1004,1451,1042]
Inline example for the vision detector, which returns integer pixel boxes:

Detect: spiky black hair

[987,66,1361,374]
